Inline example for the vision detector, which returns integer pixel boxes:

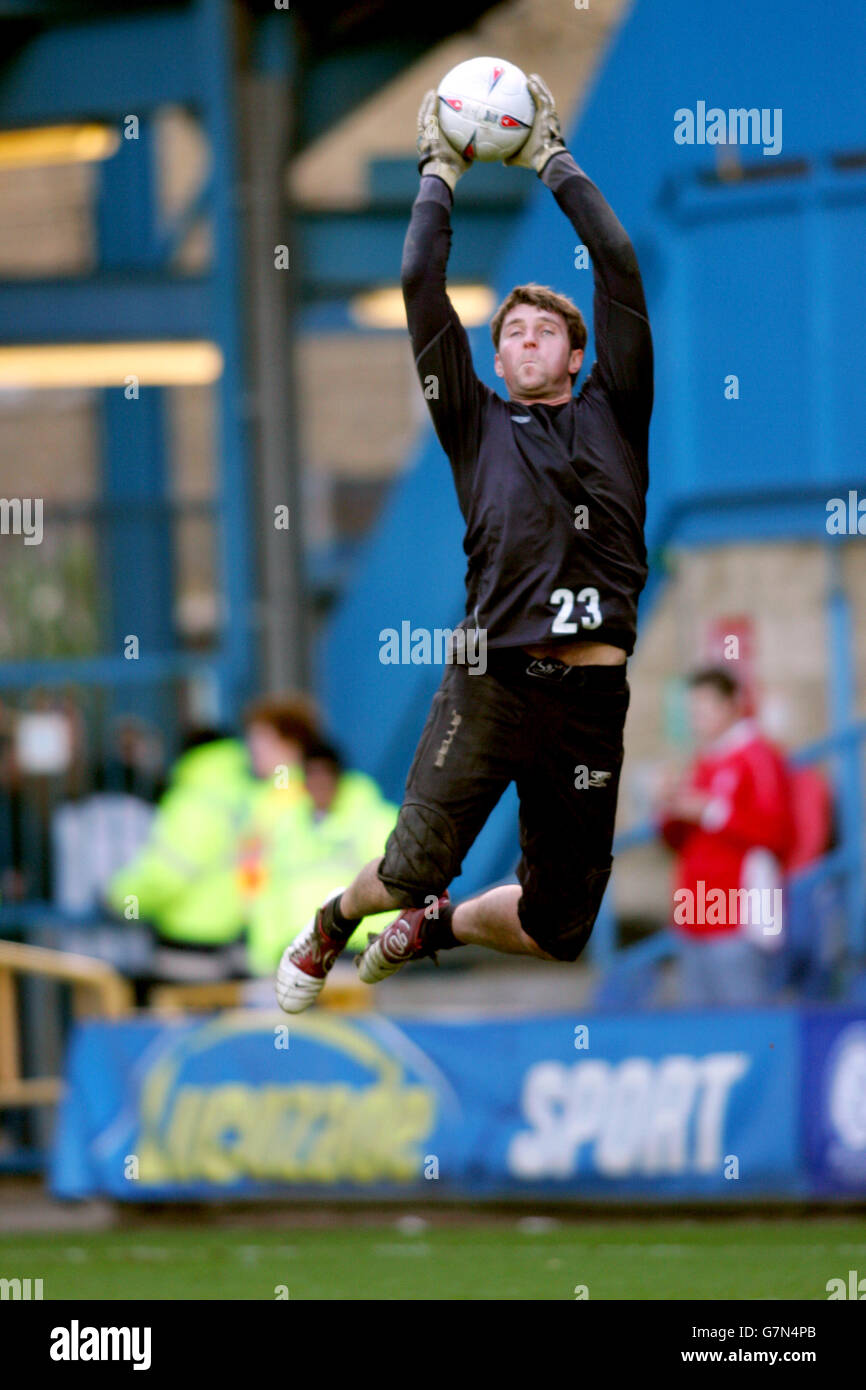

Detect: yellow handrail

[0,938,134,1109]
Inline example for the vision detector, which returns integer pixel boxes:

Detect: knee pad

[519,861,613,962]
[377,800,460,904]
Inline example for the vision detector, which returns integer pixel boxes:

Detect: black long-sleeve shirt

[400,151,653,654]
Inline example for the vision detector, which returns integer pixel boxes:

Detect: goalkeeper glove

[416,89,471,193]
[505,74,567,175]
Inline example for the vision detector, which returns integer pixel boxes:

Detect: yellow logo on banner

[135,1012,437,1185]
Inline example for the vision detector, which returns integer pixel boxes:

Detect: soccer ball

[437,56,534,163]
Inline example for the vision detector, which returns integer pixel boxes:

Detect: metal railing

[0,939,133,1110]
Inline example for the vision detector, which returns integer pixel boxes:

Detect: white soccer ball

[437,56,534,163]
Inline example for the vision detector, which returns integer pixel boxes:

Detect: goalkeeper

[277,76,653,1012]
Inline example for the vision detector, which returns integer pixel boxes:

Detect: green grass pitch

[2,1216,866,1299]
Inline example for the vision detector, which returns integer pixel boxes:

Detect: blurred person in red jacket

[657,667,795,1006]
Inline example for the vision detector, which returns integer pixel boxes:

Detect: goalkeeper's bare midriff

[523,640,626,666]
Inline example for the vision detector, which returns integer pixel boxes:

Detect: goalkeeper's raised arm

[507,74,653,438]
[400,91,489,492]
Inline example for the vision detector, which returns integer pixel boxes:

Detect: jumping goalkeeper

[277,76,653,1012]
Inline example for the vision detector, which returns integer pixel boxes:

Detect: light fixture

[0,123,120,170]
[350,283,496,330]
[0,342,224,390]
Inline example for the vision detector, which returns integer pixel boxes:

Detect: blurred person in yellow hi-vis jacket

[236,693,321,918]
[106,727,256,979]
[246,740,399,976]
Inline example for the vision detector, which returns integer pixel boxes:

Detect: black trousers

[378,646,630,961]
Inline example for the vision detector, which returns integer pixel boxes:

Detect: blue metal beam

[194,0,256,709]
[0,277,212,342]
[94,112,177,733]
[0,9,201,125]
[297,207,525,298]
[664,157,866,225]
[825,544,866,960]
[0,654,206,686]
[99,387,176,652]
[366,156,528,207]
[96,114,161,267]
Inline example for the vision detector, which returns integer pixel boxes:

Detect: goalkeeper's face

[494,306,583,403]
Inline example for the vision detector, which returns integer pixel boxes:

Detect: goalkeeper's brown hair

[490,283,587,383]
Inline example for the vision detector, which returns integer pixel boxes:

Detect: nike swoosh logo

[511,415,531,423]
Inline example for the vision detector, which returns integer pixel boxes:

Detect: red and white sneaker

[356,892,450,984]
[275,888,348,1014]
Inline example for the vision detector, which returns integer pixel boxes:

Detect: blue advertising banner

[802,1008,866,1196]
[51,1007,802,1201]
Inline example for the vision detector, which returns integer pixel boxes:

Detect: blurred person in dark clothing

[94,715,166,801]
